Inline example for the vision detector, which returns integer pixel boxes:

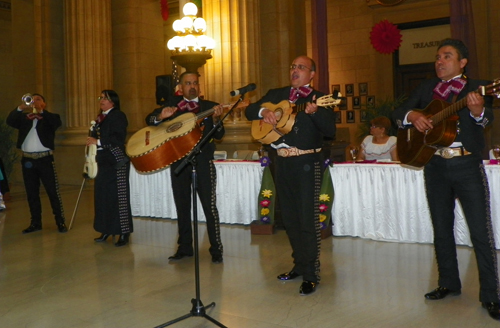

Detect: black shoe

[299,281,317,295]
[115,234,130,247]
[212,255,223,264]
[168,251,193,260]
[22,224,42,234]
[94,234,110,242]
[482,302,500,320]
[57,223,68,233]
[277,270,301,281]
[424,287,461,300]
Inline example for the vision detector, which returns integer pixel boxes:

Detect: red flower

[319,204,329,213]
[370,20,402,54]
[260,199,271,207]
[160,0,169,21]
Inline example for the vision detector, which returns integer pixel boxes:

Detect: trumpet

[22,93,36,113]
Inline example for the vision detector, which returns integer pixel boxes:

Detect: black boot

[115,233,130,247]
[94,234,110,242]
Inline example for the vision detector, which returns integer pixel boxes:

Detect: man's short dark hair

[179,71,200,82]
[438,38,469,60]
[310,58,316,72]
[33,93,45,102]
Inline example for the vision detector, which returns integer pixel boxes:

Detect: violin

[83,121,98,179]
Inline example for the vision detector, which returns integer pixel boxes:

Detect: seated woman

[358,116,398,161]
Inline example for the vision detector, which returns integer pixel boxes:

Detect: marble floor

[0,184,499,328]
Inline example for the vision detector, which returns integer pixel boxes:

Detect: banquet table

[129,161,264,225]
[130,160,500,248]
[330,163,500,248]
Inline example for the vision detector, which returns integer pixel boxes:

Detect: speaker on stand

[155,74,174,106]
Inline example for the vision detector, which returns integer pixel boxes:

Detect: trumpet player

[6,93,67,234]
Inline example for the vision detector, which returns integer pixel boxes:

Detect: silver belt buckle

[277,148,290,157]
[439,147,455,159]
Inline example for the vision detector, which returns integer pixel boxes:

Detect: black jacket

[392,77,494,154]
[245,86,336,149]
[7,108,62,150]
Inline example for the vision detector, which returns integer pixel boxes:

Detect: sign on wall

[399,25,451,65]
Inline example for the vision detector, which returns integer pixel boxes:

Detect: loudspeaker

[156,75,174,106]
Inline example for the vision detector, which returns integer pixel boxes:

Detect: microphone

[230,83,256,97]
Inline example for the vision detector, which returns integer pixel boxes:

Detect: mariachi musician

[392,39,500,321]
[145,71,225,264]
[245,55,336,296]
[7,93,67,234]
[86,89,133,247]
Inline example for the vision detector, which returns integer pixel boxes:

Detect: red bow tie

[27,113,43,120]
[178,100,200,113]
[289,86,313,103]
[96,113,107,124]
[433,78,467,100]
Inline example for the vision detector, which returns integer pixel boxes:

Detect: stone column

[11,0,65,120]
[63,0,113,144]
[111,0,165,131]
[203,0,262,153]
[9,0,65,184]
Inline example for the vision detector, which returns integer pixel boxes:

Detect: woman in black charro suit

[86,89,133,247]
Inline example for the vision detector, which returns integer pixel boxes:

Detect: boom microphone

[230,83,256,97]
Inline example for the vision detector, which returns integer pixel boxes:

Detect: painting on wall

[346,110,355,123]
[359,82,368,95]
[345,84,354,97]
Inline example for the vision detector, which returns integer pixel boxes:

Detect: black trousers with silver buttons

[21,155,65,226]
[424,154,500,303]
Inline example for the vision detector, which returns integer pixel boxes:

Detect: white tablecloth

[130,161,264,224]
[130,160,500,248]
[330,163,500,248]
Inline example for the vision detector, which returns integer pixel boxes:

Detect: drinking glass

[349,147,359,163]
[493,145,500,164]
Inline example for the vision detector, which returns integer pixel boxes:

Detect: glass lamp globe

[169,36,183,50]
[167,38,175,50]
[196,35,209,49]
[184,34,197,48]
[193,17,207,33]
[172,19,184,33]
[183,2,198,16]
[180,16,193,31]
[206,37,216,50]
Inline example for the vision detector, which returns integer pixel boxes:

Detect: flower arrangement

[318,159,334,230]
[256,156,275,225]
[370,20,402,54]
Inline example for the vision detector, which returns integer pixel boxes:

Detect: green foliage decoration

[0,117,19,179]
[357,95,407,142]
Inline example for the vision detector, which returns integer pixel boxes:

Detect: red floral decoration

[160,0,169,21]
[370,20,402,54]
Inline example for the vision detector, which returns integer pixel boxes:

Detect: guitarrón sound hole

[167,122,183,133]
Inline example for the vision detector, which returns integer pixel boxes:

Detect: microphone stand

[154,95,246,328]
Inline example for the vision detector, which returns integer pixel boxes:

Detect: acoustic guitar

[251,93,342,144]
[397,79,500,168]
[126,101,247,173]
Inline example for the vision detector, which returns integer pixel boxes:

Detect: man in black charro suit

[145,71,225,264]
[7,93,67,234]
[392,38,500,321]
[245,55,336,295]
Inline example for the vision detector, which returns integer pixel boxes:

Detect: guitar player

[392,38,500,321]
[245,55,336,296]
[145,71,225,264]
